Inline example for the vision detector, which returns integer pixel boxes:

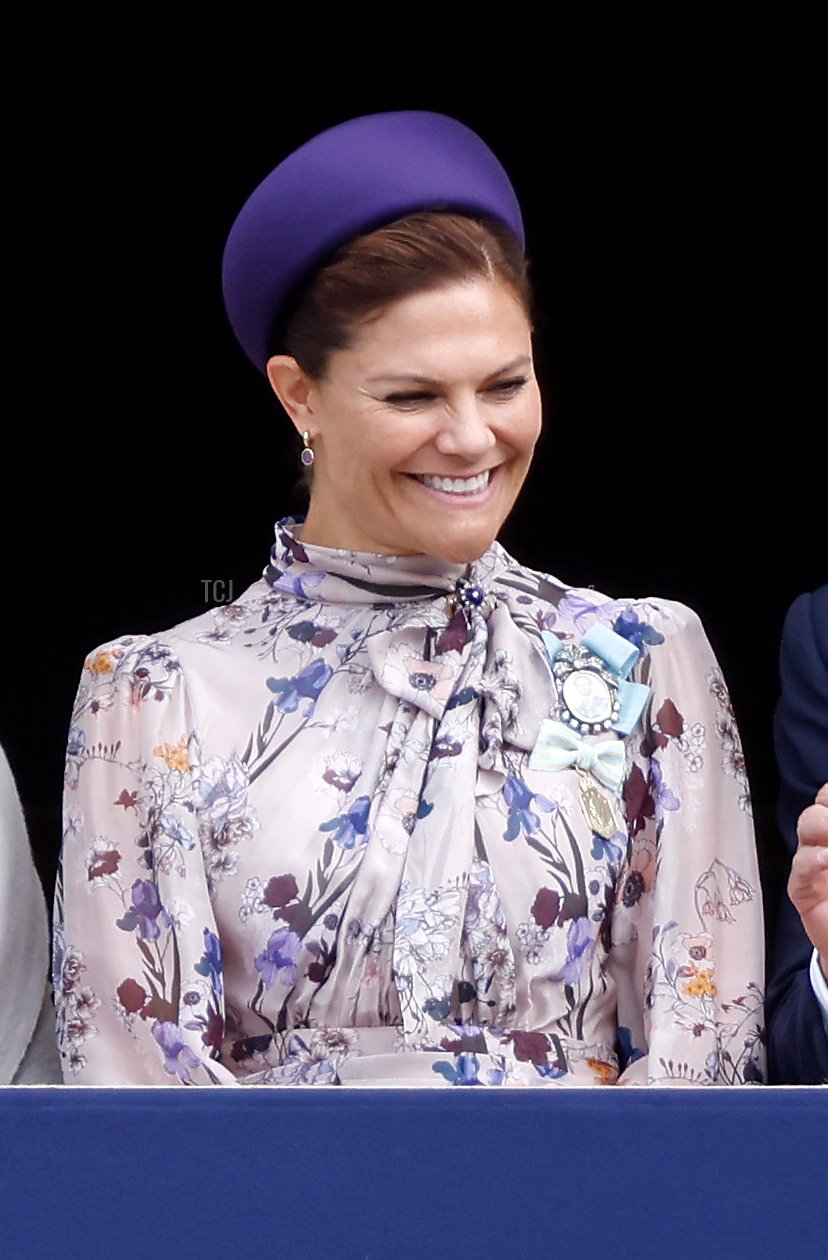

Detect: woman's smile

[409,468,493,495]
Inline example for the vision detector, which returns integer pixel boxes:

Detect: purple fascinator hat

[221,110,525,374]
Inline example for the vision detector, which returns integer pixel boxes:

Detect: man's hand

[788,783,828,978]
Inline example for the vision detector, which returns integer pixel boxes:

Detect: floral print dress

[54,520,765,1086]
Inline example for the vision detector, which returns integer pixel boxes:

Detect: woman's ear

[266,355,316,437]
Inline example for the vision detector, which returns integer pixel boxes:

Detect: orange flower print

[586,1056,617,1084]
[153,737,191,773]
[683,964,717,999]
[84,648,121,674]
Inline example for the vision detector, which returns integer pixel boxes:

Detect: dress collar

[263,517,507,608]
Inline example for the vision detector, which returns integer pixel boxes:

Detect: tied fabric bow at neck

[266,521,547,1051]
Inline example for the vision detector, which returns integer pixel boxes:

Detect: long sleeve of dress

[609,601,766,1085]
[54,637,237,1085]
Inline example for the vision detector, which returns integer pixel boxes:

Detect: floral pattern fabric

[54,520,765,1086]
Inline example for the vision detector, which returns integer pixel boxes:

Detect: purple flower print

[267,659,333,715]
[616,1025,646,1071]
[534,1062,568,1080]
[201,929,222,975]
[432,1053,482,1085]
[590,831,625,869]
[446,685,478,711]
[152,1021,202,1084]
[66,726,85,757]
[649,757,680,824]
[266,567,325,602]
[116,879,169,941]
[194,928,223,1005]
[533,608,558,634]
[613,609,665,651]
[550,916,594,986]
[455,1052,482,1085]
[502,776,554,841]
[319,795,371,850]
[254,927,302,989]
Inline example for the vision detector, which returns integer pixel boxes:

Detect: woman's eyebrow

[484,354,532,378]
[364,355,532,387]
[364,373,443,386]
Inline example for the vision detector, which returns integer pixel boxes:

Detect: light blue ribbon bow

[529,719,626,790]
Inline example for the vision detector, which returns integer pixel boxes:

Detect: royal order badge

[551,642,622,735]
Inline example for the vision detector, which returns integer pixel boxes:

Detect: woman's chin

[427,532,497,565]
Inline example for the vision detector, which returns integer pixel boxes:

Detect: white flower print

[394,884,463,977]
[320,750,363,794]
[85,837,122,891]
[168,897,196,932]
[695,859,756,925]
[707,668,752,813]
[676,720,706,772]
[239,876,268,923]
[192,752,252,828]
[515,921,550,966]
[328,704,361,731]
[62,805,83,845]
[55,943,101,1070]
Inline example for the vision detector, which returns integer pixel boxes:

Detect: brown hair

[278,211,533,380]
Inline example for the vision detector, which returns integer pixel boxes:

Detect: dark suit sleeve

[766,585,828,1083]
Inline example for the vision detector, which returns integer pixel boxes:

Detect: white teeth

[415,471,491,495]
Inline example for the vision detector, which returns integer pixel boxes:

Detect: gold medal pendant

[577,771,623,839]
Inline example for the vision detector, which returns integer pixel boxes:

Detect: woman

[53,111,765,1086]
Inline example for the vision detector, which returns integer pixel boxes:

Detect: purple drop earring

[301,432,315,467]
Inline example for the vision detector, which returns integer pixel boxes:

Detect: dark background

[2,50,822,954]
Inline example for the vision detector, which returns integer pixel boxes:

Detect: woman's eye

[384,392,434,408]
[384,377,527,407]
[486,377,527,397]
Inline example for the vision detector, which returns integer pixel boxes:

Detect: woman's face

[271,276,542,564]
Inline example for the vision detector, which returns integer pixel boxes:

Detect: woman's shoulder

[610,593,708,643]
[495,549,706,644]
[78,579,275,673]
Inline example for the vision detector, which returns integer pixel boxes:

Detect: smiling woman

[53,111,766,1088]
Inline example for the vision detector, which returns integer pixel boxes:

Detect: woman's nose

[433,398,497,460]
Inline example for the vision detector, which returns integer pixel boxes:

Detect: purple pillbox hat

[221,110,525,373]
